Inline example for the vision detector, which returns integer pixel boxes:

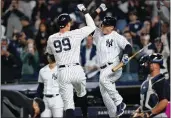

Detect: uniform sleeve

[38,70,43,83]
[154,79,170,101]
[93,27,101,44]
[72,13,96,40]
[46,37,53,54]
[116,34,131,50]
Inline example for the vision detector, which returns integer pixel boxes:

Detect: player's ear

[66,22,71,27]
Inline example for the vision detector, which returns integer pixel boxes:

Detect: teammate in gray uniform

[46,4,96,118]
[36,52,64,117]
[132,53,170,118]
[89,5,133,117]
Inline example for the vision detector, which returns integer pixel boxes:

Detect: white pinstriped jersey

[38,65,59,95]
[93,28,130,66]
[46,14,96,65]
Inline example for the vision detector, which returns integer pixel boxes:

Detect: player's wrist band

[99,7,103,12]
[82,9,88,14]
[146,111,155,118]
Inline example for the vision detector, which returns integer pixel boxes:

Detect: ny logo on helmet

[106,39,113,47]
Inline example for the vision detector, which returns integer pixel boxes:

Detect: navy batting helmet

[57,13,72,28]
[102,16,117,27]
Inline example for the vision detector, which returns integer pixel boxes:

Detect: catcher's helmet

[139,55,150,80]
[57,13,72,28]
[149,53,165,68]
[102,16,117,27]
[139,55,150,67]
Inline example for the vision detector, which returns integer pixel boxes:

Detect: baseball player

[46,4,96,118]
[132,53,170,118]
[36,52,64,117]
[89,5,133,117]
[1,89,45,118]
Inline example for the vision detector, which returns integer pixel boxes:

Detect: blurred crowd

[1,0,170,83]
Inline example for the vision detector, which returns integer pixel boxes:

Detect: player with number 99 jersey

[46,4,96,118]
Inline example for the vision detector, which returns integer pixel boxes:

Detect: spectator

[139,20,152,39]
[112,0,128,32]
[123,30,140,56]
[2,0,24,39]
[153,37,169,75]
[9,32,27,59]
[161,22,170,71]
[18,0,36,19]
[146,0,169,22]
[80,35,96,67]
[1,24,6,39]
[20,39,39,80]
[1,38,22,83]
[49,0,65,21]
[35,22,49,68]
[20,16,35,39]
[80,35,98,80]
[153,37,163,54]
[125,9,142,45]
[139,30,153,56]
[128,0,150,22]
[32,0,48,26]
[161,22,169,39]
[123,30,133,45]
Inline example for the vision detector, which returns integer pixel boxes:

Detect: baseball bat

[112,43,152,72]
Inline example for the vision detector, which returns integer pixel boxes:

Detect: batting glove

[99,3,107,11]
[77,4,86,12]
[122,54,129,65]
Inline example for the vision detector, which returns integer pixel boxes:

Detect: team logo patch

[52,73,58,80]
[106,39,113,47]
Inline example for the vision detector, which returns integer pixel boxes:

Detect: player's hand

[99,3,107,12]
[122,54,129,65]
[77,4,86,12]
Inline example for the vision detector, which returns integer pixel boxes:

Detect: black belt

[59,63,79,68]
[44,94,59,98]
[100,63,113,69]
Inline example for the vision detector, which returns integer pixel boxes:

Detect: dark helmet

[139,55,150,67]
[149,53,165,68]
[57,13,72,28]
[139,55,150,80]
[102,16,117,27]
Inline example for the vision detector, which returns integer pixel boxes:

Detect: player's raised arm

[76,4,96,37]
[90,3,107,19]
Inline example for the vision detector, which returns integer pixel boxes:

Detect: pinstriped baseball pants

[99,63,123,117]
[57,65,87,110]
